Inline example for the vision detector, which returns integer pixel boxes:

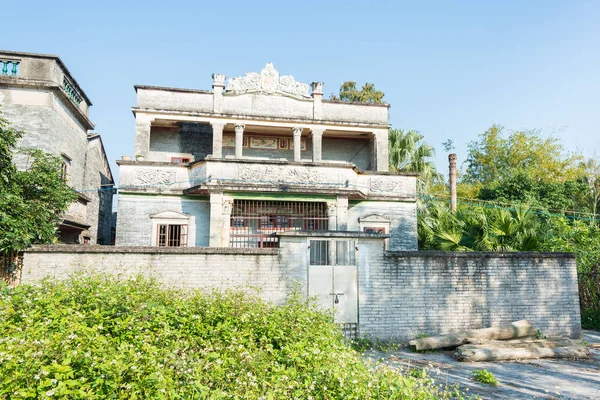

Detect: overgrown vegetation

[470,370,498,387]
[0,274,469,399]
[0,109,76,254]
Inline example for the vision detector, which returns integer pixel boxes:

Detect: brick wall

[20,243,581,340]
[21,246,285,303]
[358,249,581,340]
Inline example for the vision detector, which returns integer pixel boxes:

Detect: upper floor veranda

[132,63,391,172]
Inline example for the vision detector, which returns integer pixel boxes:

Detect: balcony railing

[63,77,83,105]
[0,60,20,76]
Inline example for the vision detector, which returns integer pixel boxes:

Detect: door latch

[330,292,344,304]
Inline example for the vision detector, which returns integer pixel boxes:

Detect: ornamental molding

[150,211,190,220]
[369,177,407,195]
[225,62,311,99]
[134,169,177,186]
[238,165,322,185]
[358,213,392,223]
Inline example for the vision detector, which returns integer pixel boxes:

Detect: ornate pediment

[358,214,392,223]
[225,62,311,99]
[150,211,190,220]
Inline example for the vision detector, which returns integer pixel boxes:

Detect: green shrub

[0,274,470,399]
[582,309,600,330]
[471,369,498,387]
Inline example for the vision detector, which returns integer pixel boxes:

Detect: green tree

[0,111,76,253]
[463,125,584,187]
[388,128,443,192]
[330,81,385,103]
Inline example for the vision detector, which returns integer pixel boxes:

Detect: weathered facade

[116,63,417,250]
[0,51,114,244]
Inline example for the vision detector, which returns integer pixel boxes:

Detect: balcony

[117,158,417,200]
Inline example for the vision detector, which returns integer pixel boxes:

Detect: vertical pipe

[449,153,457,212]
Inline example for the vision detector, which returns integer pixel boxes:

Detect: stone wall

[358,250,581,340]
[20,244,581,341]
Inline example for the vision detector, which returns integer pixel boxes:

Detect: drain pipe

[449,153,457,212]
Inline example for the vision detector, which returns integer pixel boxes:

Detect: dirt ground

[367,330,600,399]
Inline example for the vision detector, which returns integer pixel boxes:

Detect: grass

[0,273,471,399]
[471,369,498,387]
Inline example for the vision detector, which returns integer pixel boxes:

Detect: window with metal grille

[171,157,191,164]
[157,224,188,247]
[309,240,356,266]
[230,200,328,248]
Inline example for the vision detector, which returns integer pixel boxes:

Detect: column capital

[234,124,245,132]
[310,128,324,136]
[210,121,226,130]
[311,82,324,96]
[212,73,226,88]
[292,126,303,136]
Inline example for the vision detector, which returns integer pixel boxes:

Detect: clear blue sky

[3,0,599,183]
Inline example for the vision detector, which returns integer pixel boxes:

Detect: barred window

[157,224,188,247]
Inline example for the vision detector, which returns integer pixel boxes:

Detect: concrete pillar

[326,202,337,230]
[234,124,244,159]
[311,128,324,162]
[212,73,226,113]
[372,129,390,172]
[311,82,323,120]
[292,127,302,162]
[209,192,223,247]
[221,198,233,247]
[210,121,225,159]
[336,196,348,230]
[449,153,457,212]
[133,114,153,158]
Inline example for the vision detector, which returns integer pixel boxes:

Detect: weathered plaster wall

[84,137,114,244]
[116,194,210,247]
[148,123,213,162]
[347,200,418,250]
[358,250,581,340]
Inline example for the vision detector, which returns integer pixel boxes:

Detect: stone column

[234,124,245,159]
[311,128,324,162]
[326,202,337,231]
[209,192,223,247]
[133,114,153,159]
[336,196,348,230]
[292,127,302,162]
[212,73,226,113]
[210,121,225,159]
[311,82,323,120]
[221,198,233,247]
[449,153,457,212]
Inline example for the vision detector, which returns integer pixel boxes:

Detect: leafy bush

[471,369,498,387]
[0,274,469,399]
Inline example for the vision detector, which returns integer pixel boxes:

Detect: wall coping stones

[385,251,576,259]
[26,245,278,255]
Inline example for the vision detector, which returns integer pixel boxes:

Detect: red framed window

[171,157,191,164]
[157,224,188,247]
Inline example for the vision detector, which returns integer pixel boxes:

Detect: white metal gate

[308,239,358,330]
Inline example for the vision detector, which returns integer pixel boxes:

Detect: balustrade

[63,77,83,105]
[0,60,20,76]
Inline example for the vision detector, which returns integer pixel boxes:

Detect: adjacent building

[116,63,417,250]
[0,50,114,244]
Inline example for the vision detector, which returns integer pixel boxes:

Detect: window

[60,153,72,181]
[309,240,356,266]
[157,224,188,247]
[171,157,191,164]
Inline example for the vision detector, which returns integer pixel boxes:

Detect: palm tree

[388,129,443,192]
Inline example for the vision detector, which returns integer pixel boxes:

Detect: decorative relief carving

[369,177,407,195]
[226,63,311,99]
[327,202,337,216]
[222,200,233,215]
[238,165,322,185]
[135,169,177,186]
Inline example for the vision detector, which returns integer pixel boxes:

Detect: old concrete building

[117,62,417,250]
[0,51,114,244]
